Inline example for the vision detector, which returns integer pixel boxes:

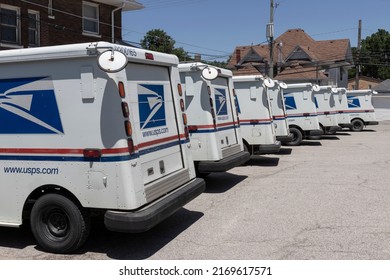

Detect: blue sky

[122,0,390,61]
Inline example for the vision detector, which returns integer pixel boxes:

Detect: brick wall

[347,77,382,90]
[1,0,122,50]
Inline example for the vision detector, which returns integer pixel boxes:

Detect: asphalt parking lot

[1,118,390,260]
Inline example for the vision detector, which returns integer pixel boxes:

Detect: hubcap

[46,210,68,237]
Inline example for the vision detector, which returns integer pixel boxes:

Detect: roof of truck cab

[232,75,265,82]
[178,62,233,77]
[0,42,179,65]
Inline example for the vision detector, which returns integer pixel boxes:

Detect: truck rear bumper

[307,129,323,136]
[276,133,293,143]
[365,121,379,126]
[339,123,353,129]
[326,126,342,133]
[104,177,205,233]
[254,141,281,155]
[197,150,250,173]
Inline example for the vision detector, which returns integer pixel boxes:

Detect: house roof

[274,65,328,81]
[228,28,353,80]
[373,79,390,93]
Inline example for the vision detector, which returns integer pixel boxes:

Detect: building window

[28,10,40,47]
[48,0,55,19]
[83,2,99,35]
[0,5,20,45]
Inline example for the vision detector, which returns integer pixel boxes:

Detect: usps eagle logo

[0,77,63,134]
[138,84,166,129]
[284,95,297,110]
[347,96,361,108]
[215,88,228,116]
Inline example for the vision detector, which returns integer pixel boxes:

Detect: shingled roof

[228,28,353,83]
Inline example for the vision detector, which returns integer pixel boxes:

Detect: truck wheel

[351,119,364,132]
[30,193,90,254]
[284,127,302,146]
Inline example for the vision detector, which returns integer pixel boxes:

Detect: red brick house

[228,29,354,87]
[0,0,143,50]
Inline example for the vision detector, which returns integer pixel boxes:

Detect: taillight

[180,99,185,112]
[83,148,101,159]
[145,52,154,60]
[121,102,129,117]
[177,83,183,96]
[210,108,216,118]
[118,81,125,98]
[209,97,213,107]
[188,125,198,132]
[233,89,236,97]
[127,138,135,154]
[210,108,217,129]
[207,86,211,96]
[184,126,189,139]
[182,113,187,125]
[125,120,132,136]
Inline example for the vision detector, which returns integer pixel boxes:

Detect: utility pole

[267,0,275,78]
[355,19,362,89]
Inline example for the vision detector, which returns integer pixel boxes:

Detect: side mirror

[264,78,275,88]
[201,67,219,80]
[97,50,127,73]
[279,82,288,89]
[312,84,320,92]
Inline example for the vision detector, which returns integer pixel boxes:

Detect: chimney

[236,49,241,63]
[194,54,201,62]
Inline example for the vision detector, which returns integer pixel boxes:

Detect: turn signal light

[178,83,183,96]
[118,81,125,98]
[182,113,187,125]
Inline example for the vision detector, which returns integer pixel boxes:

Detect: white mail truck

[333,87,352,129]
[314,86,341,134]
[232,75,281,154]
[178,63,249,174]
[0,42,205,253]
[283,83,322,145]
[345,89,379,131]
[266,80,293,143]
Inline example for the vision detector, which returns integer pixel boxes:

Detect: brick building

[0,0,143,50]
[347,76,382,90]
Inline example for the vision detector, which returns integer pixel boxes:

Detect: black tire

[284,127,302,146]
[243,143,250,154]
[351,119,364,132]
[30,193,90,254]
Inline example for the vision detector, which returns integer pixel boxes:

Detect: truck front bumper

[104,177,205,233]
[197,150,250,173]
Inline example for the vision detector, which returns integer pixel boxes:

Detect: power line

[18,0,232,57]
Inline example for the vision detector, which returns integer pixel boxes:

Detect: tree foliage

[140,29,190,61]
[357,29,390,80]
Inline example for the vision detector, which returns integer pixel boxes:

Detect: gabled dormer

[285,46,317,63]
[236,46,265,66]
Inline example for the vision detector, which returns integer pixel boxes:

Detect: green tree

[358,29,390,80]
[140,29,189,61]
